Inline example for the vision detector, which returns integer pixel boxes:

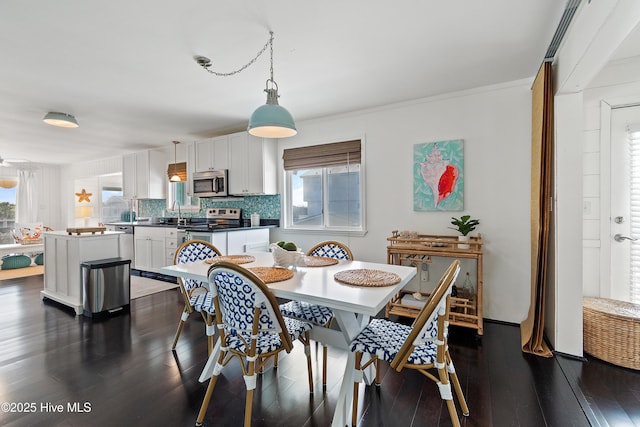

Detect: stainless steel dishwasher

[107,224,135,266]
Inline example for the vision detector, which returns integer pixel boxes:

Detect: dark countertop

[105,220,279,232]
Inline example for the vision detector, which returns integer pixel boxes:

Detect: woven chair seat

[350,318,439,365]
[226,317,312,354]
[190,292,215,315]
[279,301,334,326]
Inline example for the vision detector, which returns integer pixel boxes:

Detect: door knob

[614,234,638,242]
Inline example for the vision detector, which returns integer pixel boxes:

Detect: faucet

[173,200,186,226]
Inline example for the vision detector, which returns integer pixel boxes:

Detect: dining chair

[195,262,314,427]
[350,259,469,427]
[172,239,221,353]
[279,240,354,387]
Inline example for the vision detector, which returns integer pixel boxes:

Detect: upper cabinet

[122,150,166,199]
[193,131,277,196]
[195,136,229,172]
[228,132,277,195]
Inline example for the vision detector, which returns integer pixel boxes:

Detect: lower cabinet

[186,228,270,255]
[134,227,178,273]
[42,231,121,315]
[227,229,270,254]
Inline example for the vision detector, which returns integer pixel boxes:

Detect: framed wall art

[413,139,464,211]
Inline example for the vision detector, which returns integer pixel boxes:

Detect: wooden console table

[385,230,484,335]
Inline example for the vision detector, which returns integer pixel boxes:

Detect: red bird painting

[414,140,463,211]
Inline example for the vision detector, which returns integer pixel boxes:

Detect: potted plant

[449,215,480,249]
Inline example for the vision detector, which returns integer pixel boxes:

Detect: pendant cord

[196,31,274,78]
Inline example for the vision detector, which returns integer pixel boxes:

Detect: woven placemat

[204,255,256,265]
[249,267,294,283]
[304,256,339,267]
[334,269,401,287]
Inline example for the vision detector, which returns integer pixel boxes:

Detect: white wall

[273,80,533,323]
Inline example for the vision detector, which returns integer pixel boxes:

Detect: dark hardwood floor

[0,275,638,427]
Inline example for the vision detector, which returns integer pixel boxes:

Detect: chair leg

[303,331,314,393]
[446,350,469,416]
[172,306,190,350]
[195,373,221,426]
[436,365,461,427]
[322,344,328,387]
[352,352,363,427]
[244,358,257,427]
[204,313,214,356]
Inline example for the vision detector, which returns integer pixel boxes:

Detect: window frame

[283,138,366,235]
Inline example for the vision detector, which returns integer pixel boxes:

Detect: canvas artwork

[413,139,464,211]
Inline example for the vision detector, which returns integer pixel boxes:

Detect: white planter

[457,235,470,249]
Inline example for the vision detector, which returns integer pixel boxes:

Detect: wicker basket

[270,243,304,269]
[583,297,640,370]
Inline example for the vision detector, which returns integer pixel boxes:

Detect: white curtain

[16,168,38,224]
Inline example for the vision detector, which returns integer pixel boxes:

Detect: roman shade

[282,140,361,171]
[167,162,187,182]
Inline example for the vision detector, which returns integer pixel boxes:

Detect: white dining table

[160,251,416,427]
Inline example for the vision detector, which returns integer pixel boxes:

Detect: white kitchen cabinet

[134,227,177,273]
[228,132,277,195]
[123,150,166,199]
[188,231,228,255]
[227,229,270,254]
[186,228,269,255]
[42,231,122,315]
[195,136,229,172]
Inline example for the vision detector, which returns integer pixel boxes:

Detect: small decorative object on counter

[251,213,260,227]
[270,242,304,270]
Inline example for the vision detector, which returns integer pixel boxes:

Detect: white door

[610,105,640,302]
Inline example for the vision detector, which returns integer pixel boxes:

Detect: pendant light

[247,32,296,138]
[43,112,79,128]
[194,31,296,139]
[170,141,181,182]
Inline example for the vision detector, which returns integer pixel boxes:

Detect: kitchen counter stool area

[0,276,637,426]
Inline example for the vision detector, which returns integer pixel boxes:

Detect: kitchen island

[42,230,123,315]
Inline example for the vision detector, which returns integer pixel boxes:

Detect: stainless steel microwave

[192,170,228,197]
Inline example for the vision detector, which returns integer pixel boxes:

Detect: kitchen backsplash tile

[138,195,281,220]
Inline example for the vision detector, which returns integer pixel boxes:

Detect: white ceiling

[0,0,569,165]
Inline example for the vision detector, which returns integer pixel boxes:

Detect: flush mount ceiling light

[43,112,79,128]
[194,31,296,139]
[170,141,181,182]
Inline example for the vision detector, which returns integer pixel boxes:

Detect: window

[166,162,199,213]
[284,140,364,232]
[0,179,17,244]
[101,186,127,223]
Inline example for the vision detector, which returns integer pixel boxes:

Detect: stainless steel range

[183,208,243,231]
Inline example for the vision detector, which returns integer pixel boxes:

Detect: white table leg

[198,337,221,383]
[329,310,371,427]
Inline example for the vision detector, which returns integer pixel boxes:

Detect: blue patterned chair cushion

[190,291,215,315]
[225,317,312,355]
[279,300,333,326]
[176,242,218,293]
[350,318,439,365]
[280,242,351,326]
[309,243,352,260]
[213,269,312,353]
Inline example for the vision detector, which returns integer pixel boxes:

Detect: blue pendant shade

[248,87,297,138]
[43,112,79,128]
